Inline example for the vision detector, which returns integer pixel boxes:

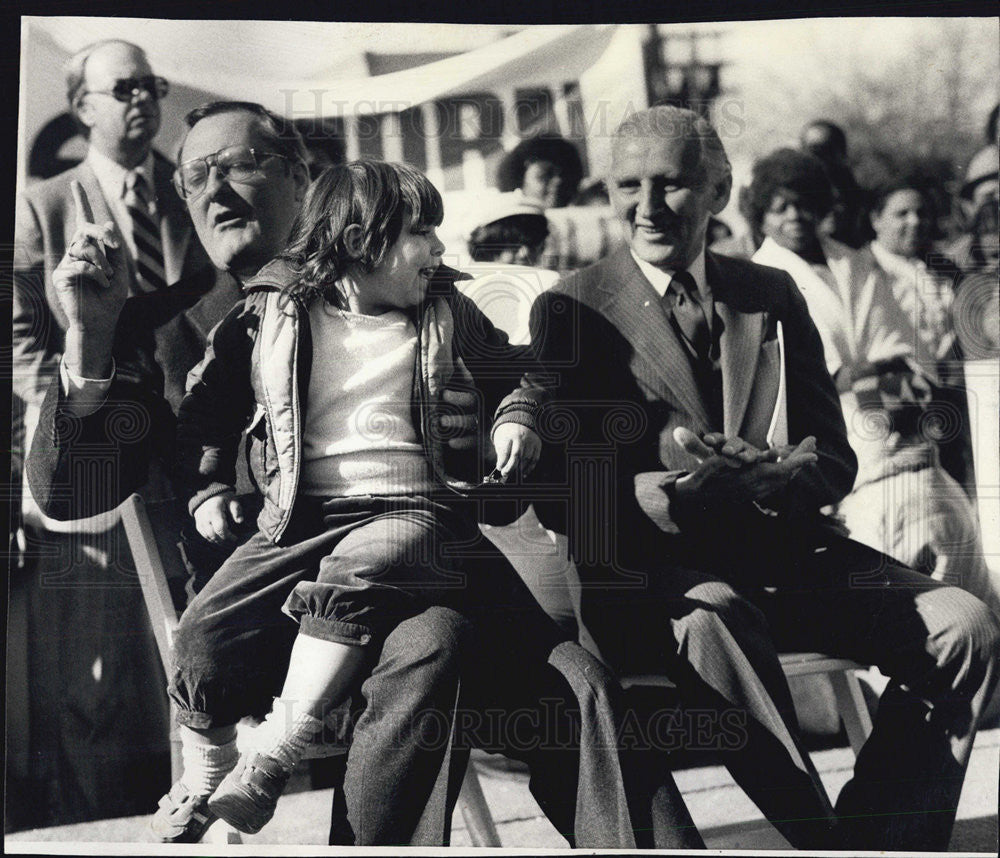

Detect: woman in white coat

[748,150,999,619]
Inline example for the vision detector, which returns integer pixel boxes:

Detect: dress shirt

[60,357,114,417]
[630,249,712,337]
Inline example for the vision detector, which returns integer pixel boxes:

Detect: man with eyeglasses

[15,39,208,409]
[28,100,681,849]
[10,39,211,826]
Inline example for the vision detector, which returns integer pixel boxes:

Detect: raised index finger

[71,180,96,226]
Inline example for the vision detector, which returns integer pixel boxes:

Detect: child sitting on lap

[152,160,542,840]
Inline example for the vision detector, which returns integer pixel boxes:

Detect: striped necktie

[124,170,167,292]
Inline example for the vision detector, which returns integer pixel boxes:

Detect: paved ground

[7,727,997,853]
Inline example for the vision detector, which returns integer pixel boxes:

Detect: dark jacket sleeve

[448,288,546,432]
[24,292,181,520]
[26,373,176,520]
[776,272,858,513]
[175,300,256,515]
[494,283,581,435]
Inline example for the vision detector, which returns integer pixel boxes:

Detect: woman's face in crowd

[871,188,933,259]
[761,188,823,256]
[352,210,445,314]
[521,159,567,208]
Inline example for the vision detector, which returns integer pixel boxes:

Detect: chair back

[120,494,188,672]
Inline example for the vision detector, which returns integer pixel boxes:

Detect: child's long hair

[281,159,444,307]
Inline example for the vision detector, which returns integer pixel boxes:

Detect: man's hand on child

[440,388,480,450]
[441,359,480,450]
[194,492,246,544]
[493,424,542,478]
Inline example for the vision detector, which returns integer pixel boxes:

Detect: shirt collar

[86,146,155,200]
[870,239,925,273]
[630,248,709,301]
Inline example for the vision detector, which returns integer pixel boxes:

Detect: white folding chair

[622,651,872,756]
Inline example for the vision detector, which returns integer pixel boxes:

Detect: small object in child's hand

[483,468,507,485]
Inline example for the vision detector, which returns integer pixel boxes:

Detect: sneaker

[150,780,217,843]
[208,752,292,834]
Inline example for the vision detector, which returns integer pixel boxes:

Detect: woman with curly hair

[750,149,998,618]
[496,135,584,209]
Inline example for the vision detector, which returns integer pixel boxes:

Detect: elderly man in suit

[27,99,699,849]
[511,106,999,851]
[14,39,208,412]
[10,39,210,826]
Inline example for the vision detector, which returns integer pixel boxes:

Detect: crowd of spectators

[10,35,999,848]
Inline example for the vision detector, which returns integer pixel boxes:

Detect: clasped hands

[672,426,818,507]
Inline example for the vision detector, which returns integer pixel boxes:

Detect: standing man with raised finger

[502,105,1000,851]
[11,39,210,826]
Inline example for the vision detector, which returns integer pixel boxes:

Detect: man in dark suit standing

[10,39,210,826]
[14,39,208,414]
[517,106,999,851]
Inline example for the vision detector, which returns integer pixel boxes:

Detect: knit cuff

[188,482,237,517]
[492,397,540,436]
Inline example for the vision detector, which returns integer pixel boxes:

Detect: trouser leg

[578,564,839,849]
[340,605,472,846]
[460,551,704,849]
[325,754,351,846]
[168,526,351,728]
[285,496,480,647]
[171,497,469,728]
[756,536,1000,851]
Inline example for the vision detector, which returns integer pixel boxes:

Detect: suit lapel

[597,250,711,429]
[183,270,242,341]
[705,253,774,440]
[709,253,765,438]
[153,154,193,284]
[75,161,115,226]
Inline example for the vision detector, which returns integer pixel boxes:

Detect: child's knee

[172,608,216,665]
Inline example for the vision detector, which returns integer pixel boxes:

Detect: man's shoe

[208,752,292,834]
[150,781,217,843]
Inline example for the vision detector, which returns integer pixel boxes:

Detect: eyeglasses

[172,146,291,200]
[83,75,169,103]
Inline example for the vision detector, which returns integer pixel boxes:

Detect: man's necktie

[124,171,167,292]
[664,270,712,361]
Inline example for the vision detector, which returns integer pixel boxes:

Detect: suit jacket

[13,152,209,408]
[523,247,857,572]
[26,266,247,522]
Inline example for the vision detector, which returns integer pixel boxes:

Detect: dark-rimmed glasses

[83,75,169,103]
[172,146,291,200]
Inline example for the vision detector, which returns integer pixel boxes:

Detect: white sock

[251,699,324,771]
[179,732,239,797]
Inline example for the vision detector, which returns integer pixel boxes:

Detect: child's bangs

[399,167,444,228]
